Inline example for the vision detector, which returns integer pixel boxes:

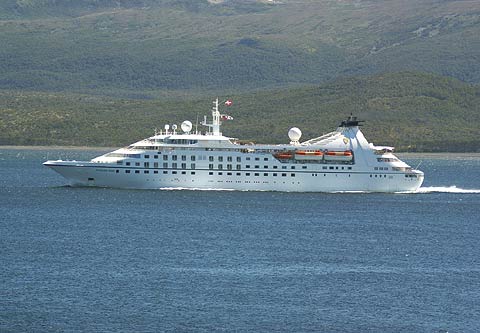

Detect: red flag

[225,100,233,106]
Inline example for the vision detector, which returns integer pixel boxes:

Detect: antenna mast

[201,98,222,136]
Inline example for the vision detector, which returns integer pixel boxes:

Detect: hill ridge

[0,0,479,95]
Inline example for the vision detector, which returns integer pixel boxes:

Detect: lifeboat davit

[324,150,353,161]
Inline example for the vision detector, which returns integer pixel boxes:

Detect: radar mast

[201,98,222,136]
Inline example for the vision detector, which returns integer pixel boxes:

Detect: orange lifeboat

[326,150,352,156]
[324,150,353,161]
[296,150,323,156]
[273,152,293,159]
[294,150,324,160]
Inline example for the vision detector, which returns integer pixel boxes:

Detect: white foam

[155,186,480,194]
[156,187,236,192]
[414,186,480,194]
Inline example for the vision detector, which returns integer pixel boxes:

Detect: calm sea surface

[1,148,480,332]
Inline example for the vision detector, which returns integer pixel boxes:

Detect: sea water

[1,148,479,332]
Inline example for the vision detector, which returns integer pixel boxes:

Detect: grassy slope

[1,72,478,151]
[0,0,479,96]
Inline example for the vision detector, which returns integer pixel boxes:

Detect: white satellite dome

[181,120,193,133]
[288,127,302,142]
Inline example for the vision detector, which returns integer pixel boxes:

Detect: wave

[414,186,480,194]
[155,186,480,194]
[156,187,237,192]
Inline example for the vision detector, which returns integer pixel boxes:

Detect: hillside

[1,72,479,151]
[0,0,479,96]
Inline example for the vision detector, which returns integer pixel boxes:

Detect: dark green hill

[0,0,479,96]
[1,72,479,151]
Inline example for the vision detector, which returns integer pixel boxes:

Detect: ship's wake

[413,186,480,194]
[155,186,480,194]
[157,187,237,192]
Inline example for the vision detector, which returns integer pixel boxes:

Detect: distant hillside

[1,72,479,151]
[0,0,479,96]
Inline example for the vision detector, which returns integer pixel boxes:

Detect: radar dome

[288,127,302,142]
[181,120,193,133]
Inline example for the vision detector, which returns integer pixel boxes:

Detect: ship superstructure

[44,99,424,192]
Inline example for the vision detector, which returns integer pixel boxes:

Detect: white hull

[44,161,423,193]
[44,102,425,193]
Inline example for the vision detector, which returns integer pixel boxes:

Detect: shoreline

[396,152,480,159]
[1,145,480,158]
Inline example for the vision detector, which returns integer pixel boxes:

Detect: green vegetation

[1,72,479,152]
[0,0,479,95]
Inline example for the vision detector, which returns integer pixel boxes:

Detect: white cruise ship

[44,99,424,192]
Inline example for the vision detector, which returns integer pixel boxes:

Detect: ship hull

[44,161,424,193]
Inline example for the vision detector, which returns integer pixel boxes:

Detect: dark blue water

[1,149,480,332]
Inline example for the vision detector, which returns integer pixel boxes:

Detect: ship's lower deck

[44,162,424,193]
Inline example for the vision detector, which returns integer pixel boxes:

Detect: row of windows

[124,170,196,175]
[377,157,399,163]
[115,170,399,179]
[208,172,296,177]
[119,170,319,177]
[370,174,388,178]
[119,161,197,169]
[121,170,298,177]
[132,154,271,162]
[374,167,388,171]
[115,164,356,172]
[106,153,141,158]
[116,160,354,171]
[393,167,413,172]
[160,139,198,145]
